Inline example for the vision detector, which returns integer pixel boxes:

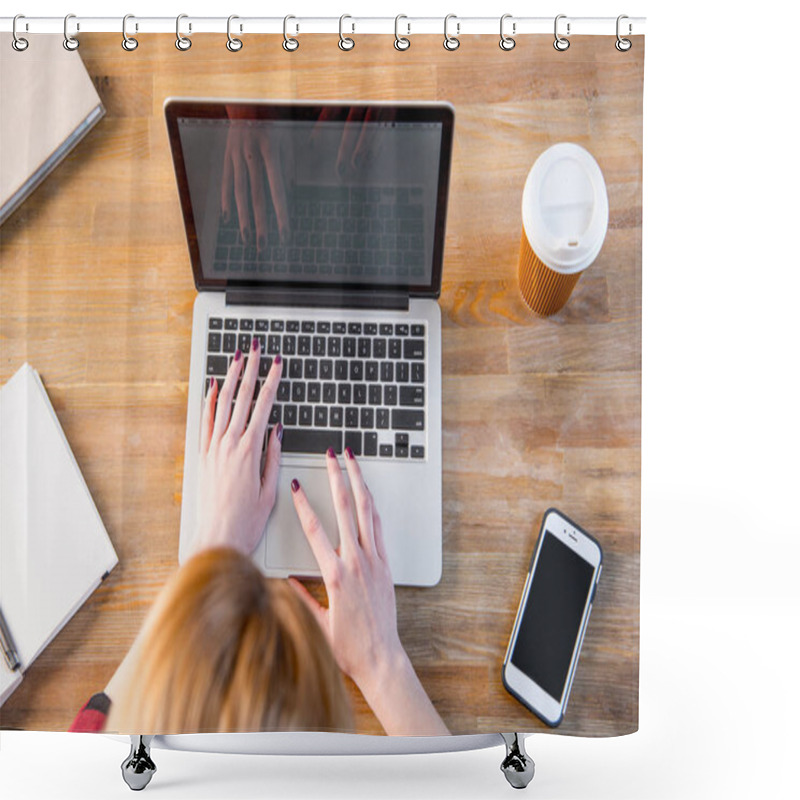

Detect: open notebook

[0,364,118,707]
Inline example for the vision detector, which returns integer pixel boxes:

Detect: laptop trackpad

[262,466,342,577]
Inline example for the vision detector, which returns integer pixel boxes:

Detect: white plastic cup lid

[522,143,609,274]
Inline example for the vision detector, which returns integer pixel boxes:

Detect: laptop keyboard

[213,185,427,279]
[205,316,427,460]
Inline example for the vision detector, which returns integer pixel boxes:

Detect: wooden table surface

[0,34,642,736]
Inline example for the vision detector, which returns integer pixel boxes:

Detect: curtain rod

[1,15,646,38]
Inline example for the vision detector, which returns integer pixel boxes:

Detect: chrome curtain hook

[12,14,29,51]
[499,14,516,51]
[615,14,632,51]
[63,14,79,50]
[176,14,192,51]
[283,15,299,51]
[554,14,570,51]
[122,14,139,51]
[443,14,460,51]
[394,14,410,51]
[226,14,242,51]
[338,14,355,51]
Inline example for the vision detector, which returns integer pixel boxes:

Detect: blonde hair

[107,548,352,734]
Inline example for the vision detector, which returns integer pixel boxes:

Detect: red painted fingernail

[234,349,242,362]
[326,447,335,458]
[274,354,282,365]
[291,478,300,493]
[277,423,284,442]
[345,446,354,460]
[252,337,259,351]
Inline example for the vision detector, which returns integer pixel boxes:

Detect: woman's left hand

[194,339,283,556]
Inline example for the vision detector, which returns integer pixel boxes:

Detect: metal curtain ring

[615,14,632,51]
[63,14,79,50]
[12,14,29,51]
[499,14,515,51]
[394,15,410,51]
[122,14,138,51]
[283,15,299,51]
[553,14,570,51]
[226,15,242,51]
[338,14,354,51]
[443,14,460,51]
[176,14,192,51]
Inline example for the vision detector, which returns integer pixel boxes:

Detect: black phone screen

[510,531,596,701]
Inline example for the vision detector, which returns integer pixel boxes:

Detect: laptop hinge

[225,287,410,312]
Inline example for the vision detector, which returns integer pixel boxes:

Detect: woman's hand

[289,449,449,735]
[194,339,283,556]
[288,448,402,692]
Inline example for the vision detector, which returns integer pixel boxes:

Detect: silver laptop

[166,100,454,586]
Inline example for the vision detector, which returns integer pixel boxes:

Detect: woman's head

[107,547,352,734]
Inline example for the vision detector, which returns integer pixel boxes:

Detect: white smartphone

[502,508,603,727]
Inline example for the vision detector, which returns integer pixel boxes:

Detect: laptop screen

[166,102,454,297]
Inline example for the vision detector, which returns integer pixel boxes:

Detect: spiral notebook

[0,364,118,708]
[0,32,104,225]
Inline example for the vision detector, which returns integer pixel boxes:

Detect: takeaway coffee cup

[518,143,609,316]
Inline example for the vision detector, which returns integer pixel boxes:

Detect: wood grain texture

[0,33,643,737]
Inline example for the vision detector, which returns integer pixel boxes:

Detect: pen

[0,603,21,671]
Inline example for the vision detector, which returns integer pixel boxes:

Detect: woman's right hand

[288,448,403,696]
[288,449,449,736]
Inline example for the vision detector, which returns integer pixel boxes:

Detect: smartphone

[502,508,603,727]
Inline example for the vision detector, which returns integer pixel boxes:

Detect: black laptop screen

[168,103,453,296]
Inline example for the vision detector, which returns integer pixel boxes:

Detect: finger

[350,108,376,173]
[231,133,253,247]
[370,485,389,563]
[336,107,366,179]
[245,137,271,254]
[259,422,283,515]
[342,448,376,555]
[259,136,291,247]
[290,478,337,578]
[212,349,244,441]
[325,448,359,558]
[221,144,235,225]
[287,578,330,636]
[246,353,282,459]
[227,337,260,439]
[200,377,219,455]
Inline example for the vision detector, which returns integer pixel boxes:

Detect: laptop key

[209,318,223,330]
[298,336,311,356]
[223,333,237,353]
[304,360,318,379]
[299,405,313,426]
[314,406,328,427]
[270,320,284,332]
[380,362,394,382]
[379,323,393,336]
[366,361,379,382]
[307,382,321,403]
[411,324,425,336]
[281,428,342,454]
[389,339,402,359]
[338,384,351,404]
[268,335,281,354]
[358,338,371,358]
[282,335,296,355]
[350,360,364,381]
[403,339,425,360]
[313,336,326,356]
[289,359,303,379]
[344,431,362,456]
[277,381,290,402]
[320,360,333,380]
[360,408,374,429]
[364,432,378,456]
[335,360,348,381]
[373,338,387,359]
[206,355,228,376]
[377,408,390,429]
[208,332,222,352]
[345,407,359,428]
[240,319,254,331]
[259,357,273,378]
[330,406,344,427]
[256,320,269,332]
[392,409,425,431]
[323,382,336,404]
[283,405,298,426]
[368,385,382,406]
[238,333,252,352]
[224,319,238,330]
[353,384,367,405]
[286,320,300,332]
[343,337,356,357]
[269,405,281,425]
[411,445,425,459]
[396,362,409,383]
[379,444,393,457]
[411,363,425,383]
[384,385,397,406]
[399,386,424,407]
